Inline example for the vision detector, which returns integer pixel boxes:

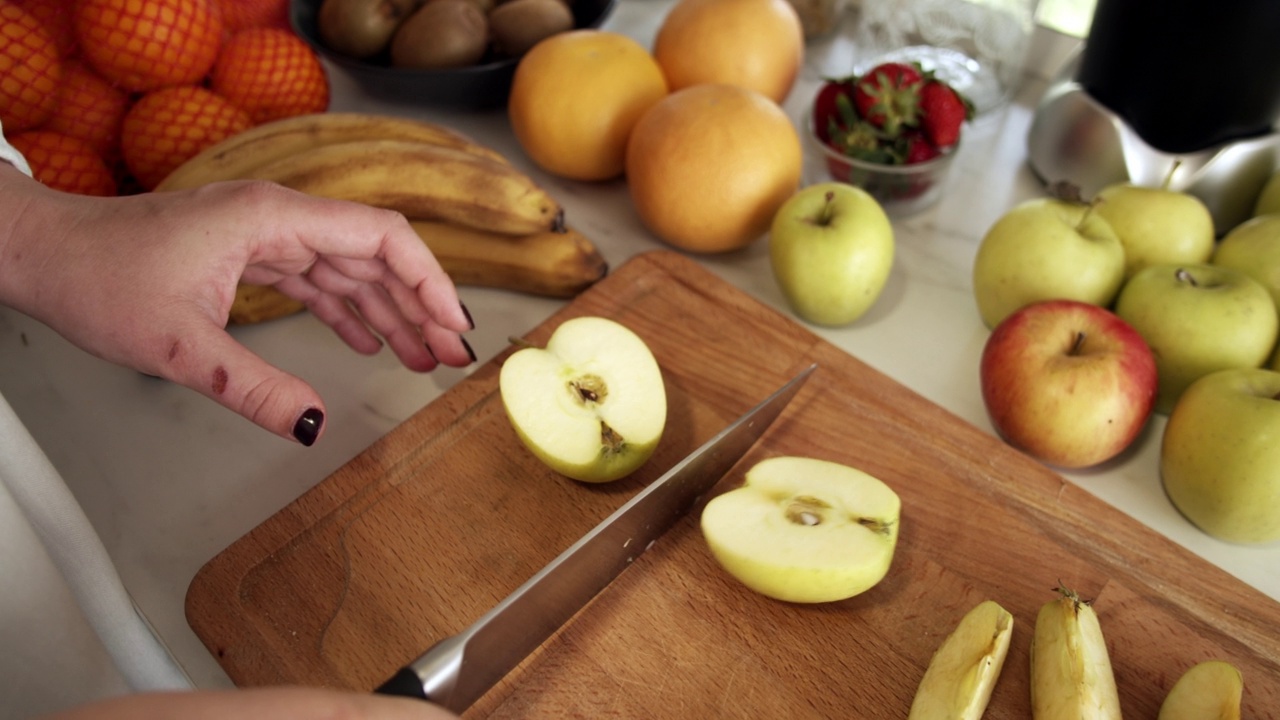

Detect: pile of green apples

[972,170,1280,545]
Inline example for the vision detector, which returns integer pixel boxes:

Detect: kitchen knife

[374,363,817,711]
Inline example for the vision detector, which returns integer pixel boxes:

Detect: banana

[410,221,607,298]
[156,112,508,192]
[226,222,607,324]
[908,600,1014,720]
[245,139,565,236]
[1030,586,1122,720]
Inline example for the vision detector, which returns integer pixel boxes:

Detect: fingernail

[424,342,438,364]
[292,407,324,447]
[460,302,475,330]
[461,336,477,364]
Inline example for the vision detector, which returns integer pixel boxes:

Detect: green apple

[1212,214,1280,316]
[768,182,894,327]
[1114,263,1279,414]
[980,300,1157,469]
[908,600,1014,720]
[700,455,900,603]
[1160,367,1280,544]
[1094,182,1215,280]
[972,198,1126,329]
[499,316,666,483]
[1158,660,1243,720]
[1254,168,1280,217]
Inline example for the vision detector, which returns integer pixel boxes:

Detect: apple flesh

[908,600,1014,720]
[979,299,1157,469]
[1114,263,1279,414]
[499,316,666,483]
[1158,660,1243,720]
[699,455,900,604]
[1094,182,1215,280]
[768,182,895,327]
[1160,367,1280,544]
[972,197,1125,329]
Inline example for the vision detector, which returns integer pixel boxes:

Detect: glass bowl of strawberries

[805,60,973,217]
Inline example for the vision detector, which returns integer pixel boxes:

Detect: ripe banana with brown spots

[243,139,565,236]
[156,112,508,192]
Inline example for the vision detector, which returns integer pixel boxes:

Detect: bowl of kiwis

[293,0,619,109]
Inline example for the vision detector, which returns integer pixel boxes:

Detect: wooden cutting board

[187,250,1280,717]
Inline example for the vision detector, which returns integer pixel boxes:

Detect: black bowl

[292,0,619,110]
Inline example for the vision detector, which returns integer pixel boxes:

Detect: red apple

[980,299,1158,469]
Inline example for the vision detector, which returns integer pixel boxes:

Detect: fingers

[44,687,460,720]
[158,320,328,446]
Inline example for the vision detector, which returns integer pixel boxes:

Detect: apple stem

[1070,330,1087,356]
[1161,159,1182,191]
[1175,267,1198,287]
[819,191,837,226]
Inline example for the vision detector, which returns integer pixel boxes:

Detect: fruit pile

[812,61,973,166]
[316,0,575,69]
[0,0,328,195]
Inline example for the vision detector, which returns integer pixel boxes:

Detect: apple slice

[1158,660,1243,720]
[908,600,1014,720]
[498,316,666,483]
[1030,586,1121,720]
[699,456,900,604]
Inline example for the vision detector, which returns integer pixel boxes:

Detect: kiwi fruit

[488,0,574,57]
[317,0,422,59]
[390,0,490,69]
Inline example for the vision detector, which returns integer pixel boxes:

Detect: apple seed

[784,496,829,526]
[569,374,609,404]
[858,517,896,536]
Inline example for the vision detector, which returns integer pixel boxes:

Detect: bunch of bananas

[157,112,608,324]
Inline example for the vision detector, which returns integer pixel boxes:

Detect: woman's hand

[0,165,474,445]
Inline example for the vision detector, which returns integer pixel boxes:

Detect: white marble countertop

[1,0,1276,691]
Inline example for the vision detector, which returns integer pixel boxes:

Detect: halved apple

[498,316,666,483]
[908,600,1014,720]
[1158,660,1243,720]
[699,456,901,603]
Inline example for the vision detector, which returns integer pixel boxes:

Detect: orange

[0,0,64,131]
[45,58,131,163]
[10,129,117,196]
[212,0,290,33]
[120,85,253,189]
[653,0,804,104]
[75,0,223,93]
[211,27,329,124]
[509,30,668,182]
[625,83,802,254]
[14,0,77,57]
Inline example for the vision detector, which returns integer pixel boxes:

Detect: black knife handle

[375,667,427,699]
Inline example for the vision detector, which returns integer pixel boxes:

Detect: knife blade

[374,363,817,711]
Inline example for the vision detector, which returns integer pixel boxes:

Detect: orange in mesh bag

[121,85,252,190]
[0,1,64,131]
[211,27,329,124]
[10,129,118,196]
[74,0,223,93]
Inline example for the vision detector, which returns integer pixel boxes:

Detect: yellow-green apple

[979,299,1157,469]
[768,182,894,326]
[908,600,1014,720]
[1160,367,1280,544]
[1254,168,1280,217]
[1093,182,1215,280]
[499,316,666,483]
[699,455,900,603]
[1212,214,1280,315]
[1158,660,1244,720]
[972,198,1126,329]
[1114,263,1279,414]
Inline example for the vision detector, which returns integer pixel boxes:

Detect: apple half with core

[499,316,666,483]
[979,300,1157,469]
[1160,367,1280,544]
[768,182,894,327]
[1093,182,1215,280]
[972,197,1125,329]
[700,455,900,603]
[1114,263,1279,414]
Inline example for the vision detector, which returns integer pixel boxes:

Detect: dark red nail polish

[460,302,475,330]
[292,407,324,446]
[461,337,476,364]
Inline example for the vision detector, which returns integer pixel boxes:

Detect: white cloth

[1,123,194,718]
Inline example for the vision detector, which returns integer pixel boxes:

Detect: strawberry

[918,80,972,149]
[812,77,855,143]
[902,131,941,164]
[852,62,923,136]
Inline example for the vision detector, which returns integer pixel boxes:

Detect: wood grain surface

[187,250,1280,717]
